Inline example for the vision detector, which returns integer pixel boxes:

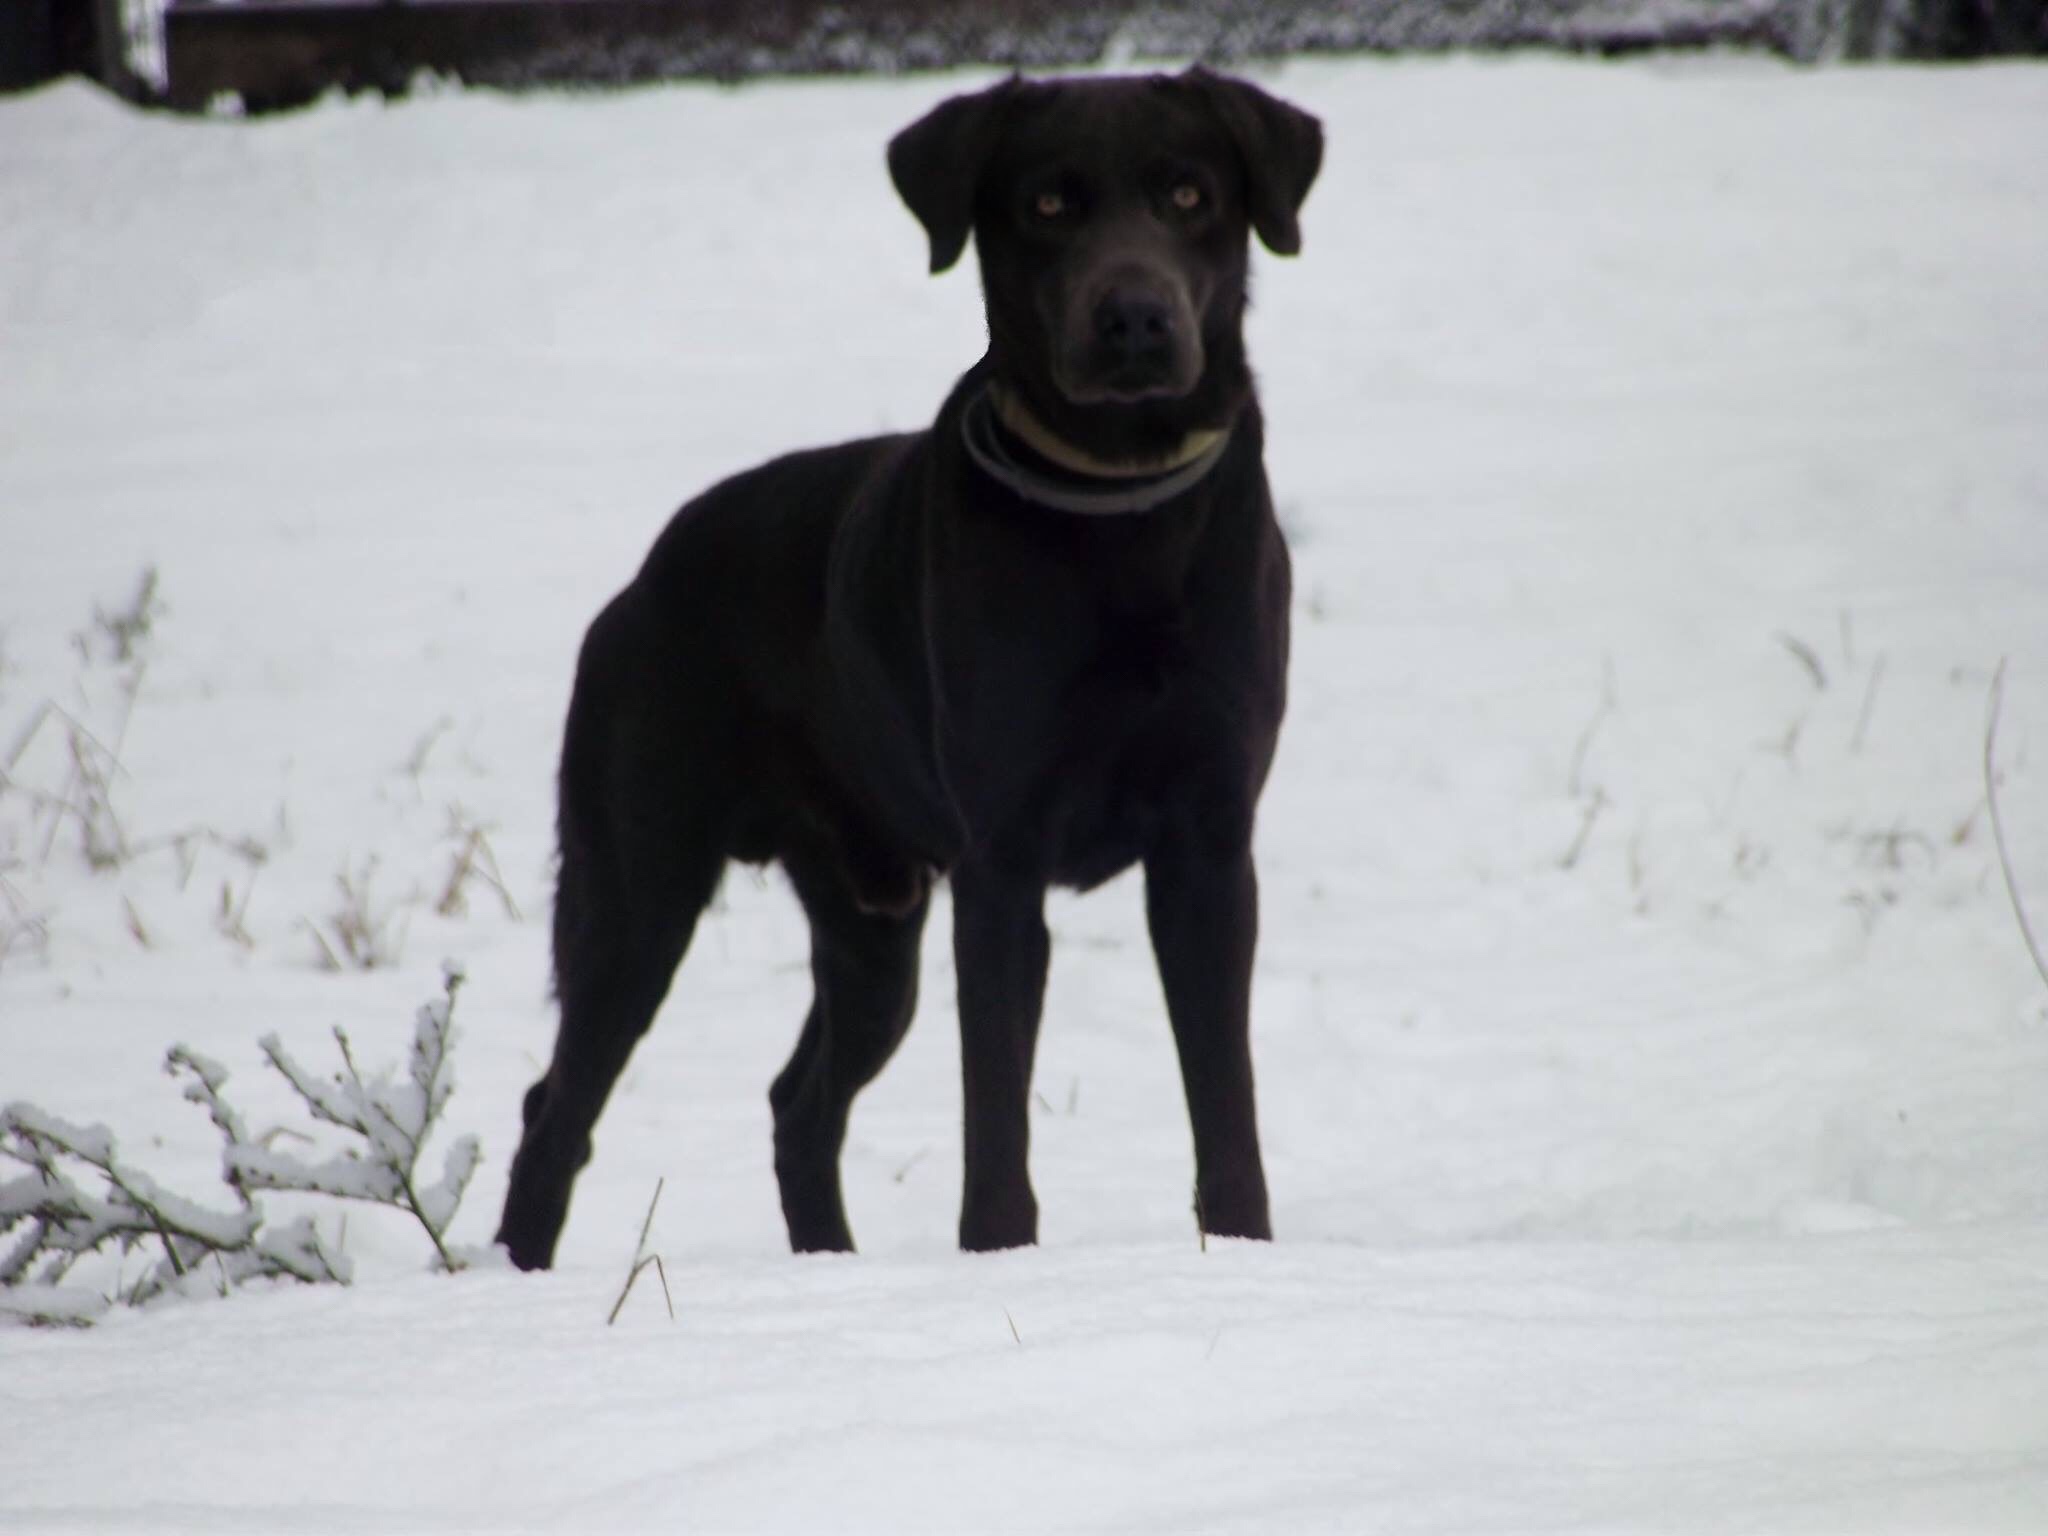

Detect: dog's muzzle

[1060,264,1203,403]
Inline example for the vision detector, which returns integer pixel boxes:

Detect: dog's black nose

[1094,288,1176,364]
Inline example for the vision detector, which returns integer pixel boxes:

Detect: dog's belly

[1043,795,1151,892]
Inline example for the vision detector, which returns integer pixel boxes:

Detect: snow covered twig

[1,965,479,1326]
[0,1099,346,1325]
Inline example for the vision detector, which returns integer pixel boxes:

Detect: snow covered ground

[4,54,2048,1533]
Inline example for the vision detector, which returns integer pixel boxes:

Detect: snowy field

[4,53,2048,1533]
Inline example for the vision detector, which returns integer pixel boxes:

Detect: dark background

[4,0,2046,114]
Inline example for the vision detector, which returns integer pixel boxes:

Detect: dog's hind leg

[497,610,728,1271]
[496,834,718,1271]
[769,855,929,1252]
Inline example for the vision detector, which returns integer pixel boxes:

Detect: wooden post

[92,0,148,99]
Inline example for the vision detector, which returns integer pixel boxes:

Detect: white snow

[3,53,2048,1533]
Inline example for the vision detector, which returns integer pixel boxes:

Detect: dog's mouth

[1056,367,1198,406]
[1053,336,1205,405]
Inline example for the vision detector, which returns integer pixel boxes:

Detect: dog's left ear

[888,79,1021,275]
[1181,68,1324,257]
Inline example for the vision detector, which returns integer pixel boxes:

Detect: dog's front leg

[951,861,1050,1251]
[1144,840,1273,1241]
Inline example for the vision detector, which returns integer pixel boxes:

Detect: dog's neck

[961,383,1234,518]
[988,384,1227,480]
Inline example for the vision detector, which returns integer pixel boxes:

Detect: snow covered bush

[234,965,482,1273]
[0,964,479,1327]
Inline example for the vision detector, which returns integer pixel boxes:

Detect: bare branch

[1984,659,2048,993]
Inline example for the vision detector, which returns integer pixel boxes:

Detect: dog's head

[889,70,1322,461]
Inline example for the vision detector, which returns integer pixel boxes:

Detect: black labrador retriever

[497,68,1321,1269]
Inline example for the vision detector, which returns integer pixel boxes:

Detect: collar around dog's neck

[989,384,1227,480]
[961,384,1233,517]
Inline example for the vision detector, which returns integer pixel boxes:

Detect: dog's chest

[931,522,1237,877]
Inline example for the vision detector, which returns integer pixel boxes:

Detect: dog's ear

[888,79,1019,275]
[1182,68,1323,257]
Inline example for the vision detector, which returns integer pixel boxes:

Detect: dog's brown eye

[1034,191,1065,219]
[1170,183,1202,212]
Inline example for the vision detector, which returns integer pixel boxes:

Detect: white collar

[961,385,1233,516]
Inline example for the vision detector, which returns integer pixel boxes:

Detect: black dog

[497,69,1322,1269]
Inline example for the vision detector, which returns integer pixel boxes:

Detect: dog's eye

[1034,190,1066,220]
[1170,182,1203,212]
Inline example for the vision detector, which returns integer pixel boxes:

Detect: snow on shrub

[0,964,479,1327]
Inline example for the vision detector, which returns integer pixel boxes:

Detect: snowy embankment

[3,56,2047,1533]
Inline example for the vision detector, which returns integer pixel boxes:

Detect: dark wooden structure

[161,0,1129,109]
[1,0,139,95]
[17,0,2042,112]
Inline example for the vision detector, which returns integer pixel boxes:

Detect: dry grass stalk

[82,567,163,665]
[1849,652,1887,753]
[436,810,521,921]
[121,896,152,950]
[0,869,51,969]
[306,858,403,971]
[606,1177,674,1326]
[402,716,455,800]
[1567,655,1618,800]
[1558,787,1611,871]
[1775,630,1828,690]
[217,875,257,950]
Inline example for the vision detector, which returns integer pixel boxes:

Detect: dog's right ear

[888,79,1020,275]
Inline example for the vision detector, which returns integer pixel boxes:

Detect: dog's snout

[1094,288,1177,363]
[1070,272,1199,400]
